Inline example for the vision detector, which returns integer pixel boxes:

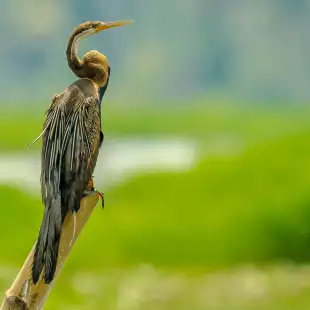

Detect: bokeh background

[1,1,310,309]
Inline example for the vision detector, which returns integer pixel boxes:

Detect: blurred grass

[1,102,309,150]
[1,101,310,309]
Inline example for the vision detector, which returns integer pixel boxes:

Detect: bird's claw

[83,189,104,208]
[97,190,105,208]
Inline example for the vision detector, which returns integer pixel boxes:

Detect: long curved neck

[66,31,108,87]
[66,31,86,78]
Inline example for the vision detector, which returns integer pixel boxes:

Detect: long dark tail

[32,195,62,284]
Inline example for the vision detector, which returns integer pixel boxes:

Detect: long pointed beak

[96,20,134,32]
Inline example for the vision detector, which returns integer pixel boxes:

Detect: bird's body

[31,20,131,284]
[33,78,104,283]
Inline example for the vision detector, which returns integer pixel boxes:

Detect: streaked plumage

[31,20,131,284]
[32,79,103,283]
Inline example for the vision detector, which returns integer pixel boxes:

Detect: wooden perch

[0,180,100,310]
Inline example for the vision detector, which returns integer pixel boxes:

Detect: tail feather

[32,195,62,284]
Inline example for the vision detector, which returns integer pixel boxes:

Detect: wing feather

[41,85,100,208]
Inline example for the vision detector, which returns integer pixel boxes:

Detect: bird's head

[67,20,133,86]
[70,20,133,44]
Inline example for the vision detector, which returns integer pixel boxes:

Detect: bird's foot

[83,190,104,209]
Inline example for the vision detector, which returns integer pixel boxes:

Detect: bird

[31,20,132,284]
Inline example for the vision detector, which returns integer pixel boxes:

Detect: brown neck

[86,63,106,86]
[66,32,85,78]
[66,32,108,87]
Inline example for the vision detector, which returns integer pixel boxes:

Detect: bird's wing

[41,85,101,209]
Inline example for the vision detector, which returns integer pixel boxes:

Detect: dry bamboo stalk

[0,179,100,310]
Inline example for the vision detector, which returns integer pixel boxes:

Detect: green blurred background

[1,1,310,309]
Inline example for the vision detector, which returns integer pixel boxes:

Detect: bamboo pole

[0,179,100,310]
